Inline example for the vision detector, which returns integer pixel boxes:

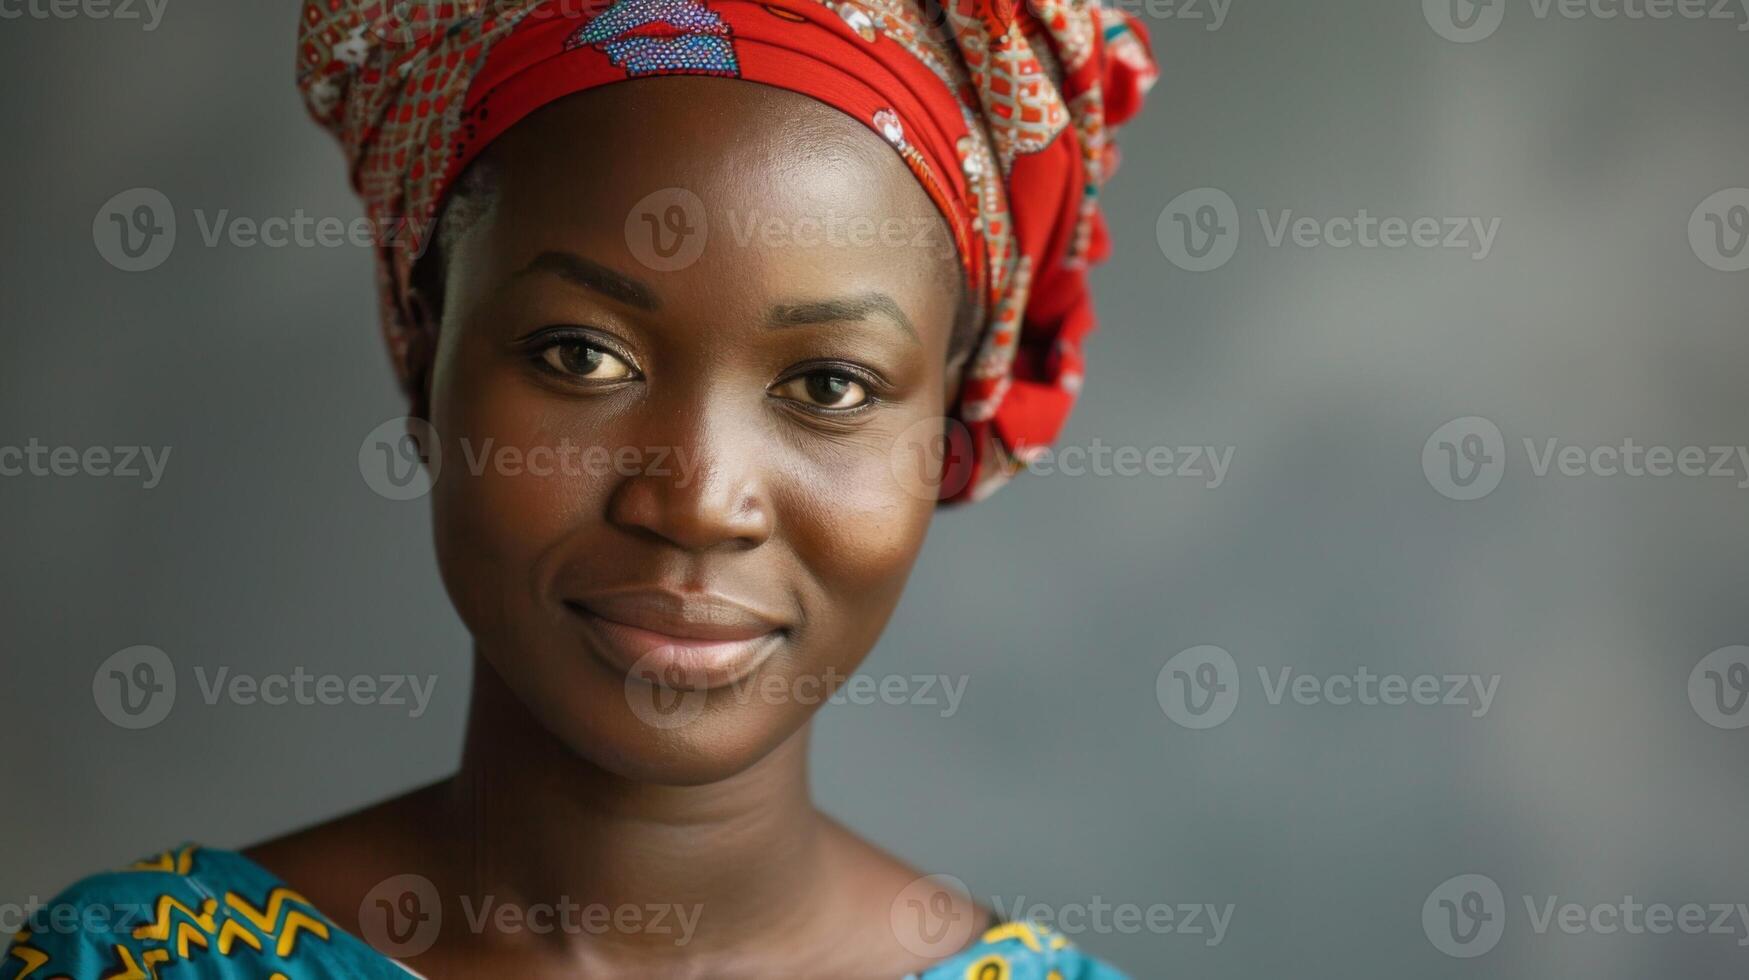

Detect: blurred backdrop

[2,1,1747,977]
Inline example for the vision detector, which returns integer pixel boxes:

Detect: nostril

[603,456,772,553]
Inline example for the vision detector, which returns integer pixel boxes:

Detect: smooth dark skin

[245,79,991,978]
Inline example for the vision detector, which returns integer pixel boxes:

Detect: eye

[538,339,636,382]
[772,369,871,411]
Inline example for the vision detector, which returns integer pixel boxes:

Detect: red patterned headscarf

[297,0,1155,502]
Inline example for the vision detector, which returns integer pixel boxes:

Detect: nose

[605,415,774,553]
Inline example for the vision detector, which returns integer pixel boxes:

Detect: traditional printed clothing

[1,845,1131,978]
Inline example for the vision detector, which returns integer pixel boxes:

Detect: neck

[436,653,832,956]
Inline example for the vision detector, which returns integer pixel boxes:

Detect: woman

[4,0,1154,976]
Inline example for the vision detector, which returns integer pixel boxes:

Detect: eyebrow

[767,292,920,347]
[515,251,658,311]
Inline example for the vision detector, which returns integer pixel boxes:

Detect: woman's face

[424,78,965,784]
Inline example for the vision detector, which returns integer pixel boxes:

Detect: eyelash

[522,328,887,416]
[525,328,641,384]
[772,361,886,417]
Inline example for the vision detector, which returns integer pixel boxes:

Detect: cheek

[775,416,944,661]
[427,355,616,635]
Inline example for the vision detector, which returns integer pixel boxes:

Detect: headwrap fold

[298,0,1155,502]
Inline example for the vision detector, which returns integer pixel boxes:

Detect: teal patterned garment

[2,845,1132,979]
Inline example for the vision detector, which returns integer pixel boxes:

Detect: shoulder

[916,920,1133,980]
[1,843,398,979]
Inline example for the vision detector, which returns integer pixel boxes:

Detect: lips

[564,589,787,690]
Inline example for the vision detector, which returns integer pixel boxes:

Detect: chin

[485,640,817,786]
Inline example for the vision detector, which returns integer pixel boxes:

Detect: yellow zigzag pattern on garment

[131,888,329,963]
[100,942,169,980]
[126,847,196,876]
[980,920,1072,954]
[223,889,331,958]
[4,931,48,980]
[131,896,218,959]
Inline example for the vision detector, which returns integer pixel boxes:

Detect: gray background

[3,1,1747,977]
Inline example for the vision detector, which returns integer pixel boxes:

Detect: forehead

[464,76,960,331]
